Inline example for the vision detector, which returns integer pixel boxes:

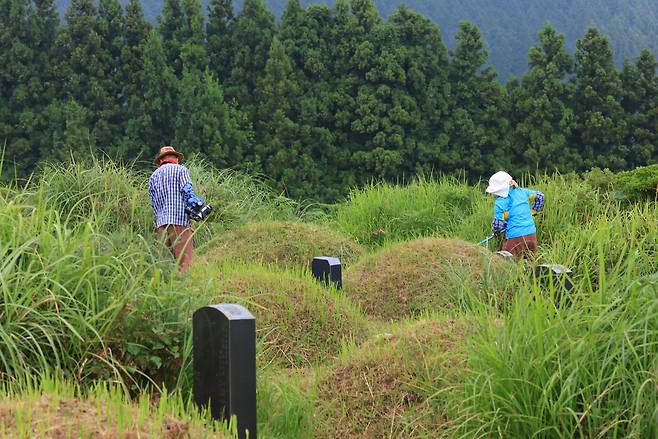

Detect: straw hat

[153,146,184,165]
[485,171,513,198]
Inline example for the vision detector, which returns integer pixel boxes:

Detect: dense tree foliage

[507,25,577,173]
[1,0,657,200]
[51,0,658,80]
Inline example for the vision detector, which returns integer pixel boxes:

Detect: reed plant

[334,176,480,245]
[450,272,658,438]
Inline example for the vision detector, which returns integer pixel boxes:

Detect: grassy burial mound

[186,263,369,368]
[314,318,468,438]
[344,237,512,320]
[203,220,364,269]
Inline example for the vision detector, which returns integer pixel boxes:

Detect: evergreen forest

[2,0,657,201]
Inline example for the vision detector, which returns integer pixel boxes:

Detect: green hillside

[1,159,656,437]
[253,0,658,79]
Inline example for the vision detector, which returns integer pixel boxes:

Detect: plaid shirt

[148,163,192,228]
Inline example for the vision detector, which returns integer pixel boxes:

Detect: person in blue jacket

[485,171,545,257]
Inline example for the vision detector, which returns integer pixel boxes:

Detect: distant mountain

[54,0,658,80]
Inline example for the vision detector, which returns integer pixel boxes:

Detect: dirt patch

[0,395,221,438]
[314,318,468,438]
[202,220,364,269]
[344,237,512,320]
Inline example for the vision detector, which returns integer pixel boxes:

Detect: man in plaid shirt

[149,146,205,270]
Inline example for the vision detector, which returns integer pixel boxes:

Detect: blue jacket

[492,187,544,239]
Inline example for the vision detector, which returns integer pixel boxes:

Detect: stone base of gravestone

[496,250,514,260]
[311,256,342,290]
[193,304,256,439]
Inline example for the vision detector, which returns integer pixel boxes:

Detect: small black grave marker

[193,304,256,439]
[535,264,574,291]
[311,256,342,290]
[534,264,574,305]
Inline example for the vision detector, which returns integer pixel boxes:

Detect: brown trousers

[156,225,194,270]
[502,233,537,258]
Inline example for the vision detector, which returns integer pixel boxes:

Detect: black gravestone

[193,304,256,439]
[311,256,342,289]
[534,264,574,305]
[535,264,574,291]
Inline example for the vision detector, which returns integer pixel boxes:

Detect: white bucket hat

[486,171,513,198]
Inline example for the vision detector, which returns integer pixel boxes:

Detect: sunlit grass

[1,158,656,438]
[0,374,236,438]
[449,273,658,438]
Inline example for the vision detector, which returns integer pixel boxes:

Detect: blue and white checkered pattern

[492,218,506,235]
[148,163,192,228]
[532,192,545,212]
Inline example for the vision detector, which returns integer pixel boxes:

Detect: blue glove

[181,183,205,209]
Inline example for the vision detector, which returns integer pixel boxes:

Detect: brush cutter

[477,234,495,246]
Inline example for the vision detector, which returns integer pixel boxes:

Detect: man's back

[148,163,191,228]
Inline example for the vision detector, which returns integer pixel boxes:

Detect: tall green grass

[333,174,616,247]
[541,203,657,289]
[185,159,300,236]
[452,174,616,243]
[0,157,304,392]
[334,176,480,245]
[33,156,299,241]
[2,159,656,438]
[257,368,315,438]
[451,274,658,438]
[0,184,190,389]
[35,158,152,232]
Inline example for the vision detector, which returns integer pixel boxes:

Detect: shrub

[584,164,658,202]
[616,164,658,201]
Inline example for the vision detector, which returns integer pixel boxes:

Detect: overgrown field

[0,159,656,438]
